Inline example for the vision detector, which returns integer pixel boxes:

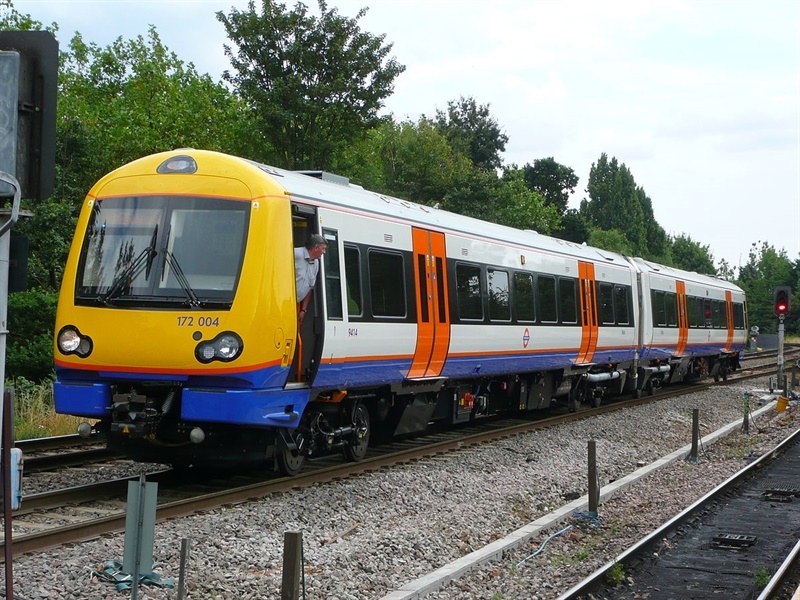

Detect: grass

[11,378,83,440]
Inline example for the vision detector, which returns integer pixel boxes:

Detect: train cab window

[537,275,557,323]
[614,285,631,325]
[598,283,615,325]
[368,250,406,317]
[344,245,362,317]
[652,290,667,326]
[559,278,578,324]
[322,230,342,320]
[665,292,677,326]
[456,263,483,320]
[513,272,535,322]
[488,268,510,322]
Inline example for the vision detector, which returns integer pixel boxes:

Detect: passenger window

[687,296,699,328]
[703,298,712,327]
[322,229,342,320]
[598,283,615,325]
[652,290,667,326]
[559,278,577,324]
[665,292,677,326]
[614,285,630,325]
[344,245,362,317]
[488,268,510,321]
[514,272,535,322]
[456,263,483,320]
[538,275,557,323]
[733,303,745,329]
[368,250,406,317]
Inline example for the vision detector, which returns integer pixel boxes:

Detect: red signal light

[774,286,791,317]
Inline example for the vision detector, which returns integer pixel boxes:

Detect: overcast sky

[13,0,800,270]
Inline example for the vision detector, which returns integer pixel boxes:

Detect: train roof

[110,150,741,293]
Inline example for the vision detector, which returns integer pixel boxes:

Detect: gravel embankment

[12,379,798,599]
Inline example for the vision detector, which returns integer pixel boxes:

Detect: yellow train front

[54,150,315,470]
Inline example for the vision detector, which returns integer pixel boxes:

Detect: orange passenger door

[576,261,599,365]
[676,281,688,356]
[408,229,451,378]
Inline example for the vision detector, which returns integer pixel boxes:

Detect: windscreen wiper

[100,226,158,304]
[162,250,201,307]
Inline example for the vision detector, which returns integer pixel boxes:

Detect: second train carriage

[53,149,747,474]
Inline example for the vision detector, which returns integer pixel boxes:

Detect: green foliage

[434,96,508,171]
[218,0,404,170]
[587,228,634,256]
[737,242,797,334]
[7,289,58,382]
[581,153,646,255]
[670,234,715,274]
[753,565,771,589]
[511,157,579,215]
[556,208,590,244]
[606,562,625,587]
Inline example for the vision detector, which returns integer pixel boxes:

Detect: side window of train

[614,285,631,325]
[687,296,700,328]
[733,302,745,329]
[703,298,712,327]
[665,292,677,326]
[598,282,615,325]
[712,300,726,328]
[559,278,578,324]
[537,275,557,323]
[368,249,406,317]
[652,290,667,326]
[323,229,342,320]
[456,262,483,321]
[488,268,510,322]
[344,245,362,317]
[513,272,535,322]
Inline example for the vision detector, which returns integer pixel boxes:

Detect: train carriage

[53,149,748,474]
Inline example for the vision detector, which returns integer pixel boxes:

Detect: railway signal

[774,286,791,317]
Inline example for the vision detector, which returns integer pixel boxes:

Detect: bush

[6,288,58,382]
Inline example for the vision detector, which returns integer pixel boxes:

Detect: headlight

[195,331,243,364]
[57,326,93,357]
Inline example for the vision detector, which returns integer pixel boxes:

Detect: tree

[218,0,404,170]
[556,208,590,244]
[587,228,634,256]
[332,117,473,204]
[637,187,670,263]
[581,153,646,255]
[736,242,796,334]
[434,96,508,171]
[670,234,714,274]
[511,157,578,215]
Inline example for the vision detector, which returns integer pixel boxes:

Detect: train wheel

[276,430,305,476]
[343,402,370,462]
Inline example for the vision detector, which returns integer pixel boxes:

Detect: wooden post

[281,531,303,600]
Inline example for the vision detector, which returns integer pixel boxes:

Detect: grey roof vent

[295,170,350,186]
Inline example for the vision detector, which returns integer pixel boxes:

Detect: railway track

[6,360,791,561]
[560,422,800,599]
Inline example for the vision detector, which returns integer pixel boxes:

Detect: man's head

[306,233,327,260]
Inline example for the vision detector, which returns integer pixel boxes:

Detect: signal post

[774,286,791,394]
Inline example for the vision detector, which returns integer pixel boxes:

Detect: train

[53,149,748,475]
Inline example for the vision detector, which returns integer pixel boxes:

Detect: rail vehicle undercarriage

[88,352,740,475]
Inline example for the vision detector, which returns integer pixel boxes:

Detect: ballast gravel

[11,379,799,600]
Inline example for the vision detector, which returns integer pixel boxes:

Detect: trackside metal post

[689,408,699,462]
[177,538,190,600]
[123,474,158,599]
[281,530,303,600]
[587,440,599,517]
[742,393,750,435]
[0,49,21,600]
